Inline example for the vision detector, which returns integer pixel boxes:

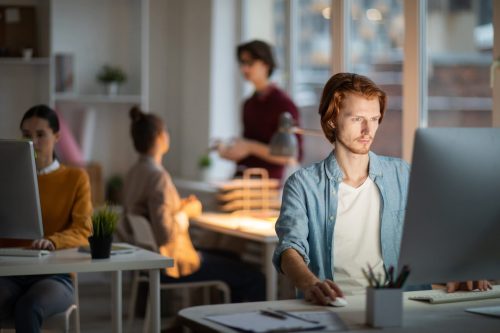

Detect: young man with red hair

[273,73,489,305]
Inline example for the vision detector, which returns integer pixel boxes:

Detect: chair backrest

[0,274,80,333]
[126,214,159,252]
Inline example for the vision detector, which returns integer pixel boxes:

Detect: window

[348,0,405,157]
[242,0,498,166]
[425,0,493,127]
[292,0,333,165]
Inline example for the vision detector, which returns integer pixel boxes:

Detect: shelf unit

[49,0,149,108]
[0,57,50,65]
[1,0,150,183]
[48,0,150,182]
[54,94,143,105]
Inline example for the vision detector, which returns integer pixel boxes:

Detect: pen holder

[366,287,403,328]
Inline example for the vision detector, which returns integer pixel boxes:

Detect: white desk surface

[191,212,278,243]
[179,292,500,332]
[0,245,173,333]
[191,212,279,301]
[0,246,172,276]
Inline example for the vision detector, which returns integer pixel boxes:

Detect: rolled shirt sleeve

[273,174,311,273]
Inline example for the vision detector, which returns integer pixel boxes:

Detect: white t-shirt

[333,177,385,295]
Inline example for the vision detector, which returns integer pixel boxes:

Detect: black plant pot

[88,235,113,259]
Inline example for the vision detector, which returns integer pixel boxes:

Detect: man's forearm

[281,248,320,291]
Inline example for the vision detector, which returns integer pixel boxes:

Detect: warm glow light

[366,8,382,21]
[322,7,331,20]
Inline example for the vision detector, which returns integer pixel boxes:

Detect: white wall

[149,0,179,173]
[244,0,274,41]
[49,0,143,182]
[157,0,240,181]
[0,65,50,139]
[0,0,50,140]
[151,0,213,179]
[52,0,142,95]
[208,0,241,180]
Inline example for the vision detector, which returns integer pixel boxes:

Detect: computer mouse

[328,297,348,307]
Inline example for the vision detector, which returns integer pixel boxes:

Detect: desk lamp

[269,112,324,157]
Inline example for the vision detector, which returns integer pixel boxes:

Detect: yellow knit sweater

[0,165,93,249]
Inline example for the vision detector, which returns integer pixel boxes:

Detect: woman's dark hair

[129,106,164,154]
[20,104,60,133]
[236,40,276,77]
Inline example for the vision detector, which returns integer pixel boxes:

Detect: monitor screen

[0,140,44,239]
[398,128,500,285]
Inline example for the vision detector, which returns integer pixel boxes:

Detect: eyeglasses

[238,58,256,67]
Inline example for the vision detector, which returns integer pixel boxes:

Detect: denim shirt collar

[324,150,383,182]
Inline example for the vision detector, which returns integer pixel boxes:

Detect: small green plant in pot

[198,153,212,182]
[88,205,119,259]
[96,65,127,95]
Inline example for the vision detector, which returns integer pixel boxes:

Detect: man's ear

[54,132,61,143]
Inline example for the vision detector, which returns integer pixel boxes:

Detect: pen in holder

[363,264,410,328]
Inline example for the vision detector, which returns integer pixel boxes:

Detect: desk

[0,246,173,333]
[191,213,278,300]
[179,292,500,332]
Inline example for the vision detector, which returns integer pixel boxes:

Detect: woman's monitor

[398,128,500,285]
[0,140,44,239]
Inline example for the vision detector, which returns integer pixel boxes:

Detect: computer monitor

[0,140,44,239]
[398,128,500,285]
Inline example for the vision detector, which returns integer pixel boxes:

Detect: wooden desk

[0,246,173,333]
[179,292,500,332]
[191,213,278,300]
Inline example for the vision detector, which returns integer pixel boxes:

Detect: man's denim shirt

[273,150,410,282]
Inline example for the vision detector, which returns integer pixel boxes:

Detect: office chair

[0,274,80,333]
[125,214,230,333]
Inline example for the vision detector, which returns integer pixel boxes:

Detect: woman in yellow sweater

[0,105,92,333]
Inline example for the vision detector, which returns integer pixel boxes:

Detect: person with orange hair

[273,73,490,305]
[273,73,406,304]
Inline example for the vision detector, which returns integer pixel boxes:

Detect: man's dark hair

[236,40,276,77]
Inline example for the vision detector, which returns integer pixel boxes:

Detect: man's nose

[361,120,369,134]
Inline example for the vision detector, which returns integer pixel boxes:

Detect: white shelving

[0,57,50,66]
[1,0,150,182]
[54,94,142,105]
[49,0,150,181]
[50,0,148,106]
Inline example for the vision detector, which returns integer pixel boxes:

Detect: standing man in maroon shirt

[218,40,303,181]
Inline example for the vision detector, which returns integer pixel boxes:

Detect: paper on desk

[291,311,348,331]
[205,311,324,332]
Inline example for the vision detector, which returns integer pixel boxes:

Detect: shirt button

[329,216,334,221]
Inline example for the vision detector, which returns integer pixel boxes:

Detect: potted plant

[105,175,124,205]
[96,65,127,95]
[198,153,212,182]
[88,204,119,259]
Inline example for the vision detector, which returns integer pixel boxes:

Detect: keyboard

[0,247,51,257]
[409,285,500,304]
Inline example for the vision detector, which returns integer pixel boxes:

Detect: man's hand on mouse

[304,279,344,305]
